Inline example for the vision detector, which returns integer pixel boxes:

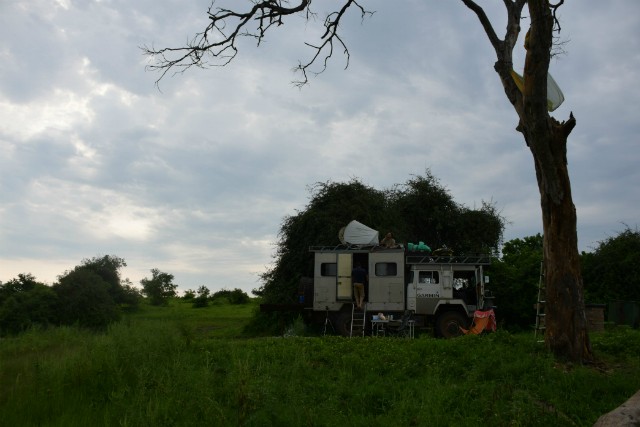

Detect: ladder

[350,303,367,337]
[534,261,546,341]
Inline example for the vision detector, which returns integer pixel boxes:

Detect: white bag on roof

[339,220,379,245]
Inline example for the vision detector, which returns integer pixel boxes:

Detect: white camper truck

[302,245,494,337]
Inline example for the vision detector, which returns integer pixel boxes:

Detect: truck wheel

[436,311,468,339]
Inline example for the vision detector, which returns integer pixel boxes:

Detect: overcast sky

[1,1,639,294]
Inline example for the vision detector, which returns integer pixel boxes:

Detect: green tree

[0,273,41,304]
[120,279,143,310]
[53,269,120,330]
[491,234,543,330]
[0,274,58,335]
[68,255,129,305]
[581,227,640,303]
[192,286,210,308]
[388,173,503,254]
[141,269,177,306]
[145,0,590,362]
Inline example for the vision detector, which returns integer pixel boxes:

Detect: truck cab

[405,254,492,337]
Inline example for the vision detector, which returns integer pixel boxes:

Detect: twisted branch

[142,0,372,87]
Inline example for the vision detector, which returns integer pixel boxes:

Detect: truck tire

[436,311,468,339]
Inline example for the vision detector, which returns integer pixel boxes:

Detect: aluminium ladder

[534,261,546,341]
[350,303,367,337]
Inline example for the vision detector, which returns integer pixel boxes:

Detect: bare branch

[292,0,372,87]
[548,0,565,32]
[460,0,502,52]
[142,0,373,87]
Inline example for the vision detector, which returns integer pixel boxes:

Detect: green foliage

[73,255,128,304]
[183,289,196,300]
[119,280,142,310]
[53,269,120,330]
[0,275,58,335]
[211,288,250,305]
[581,226,640,303]
[491,234,543,330]
[258,172,504,305]
[388,172,503,254]
[192,285,210,308]
[140,268,177,306]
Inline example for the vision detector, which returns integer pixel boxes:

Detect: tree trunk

[528,117,593,362]
[523,1,593,362]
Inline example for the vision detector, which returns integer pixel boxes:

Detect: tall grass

[1,299,639,426]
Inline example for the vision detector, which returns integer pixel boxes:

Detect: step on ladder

[534,261,546,342]
[350,303,367,337]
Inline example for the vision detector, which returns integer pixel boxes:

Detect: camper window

[320,263,337,276]
[375,262,398,277]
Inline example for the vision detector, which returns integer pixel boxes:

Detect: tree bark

[523,1,592,362]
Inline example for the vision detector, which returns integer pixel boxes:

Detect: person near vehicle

[380,232,397,248]
[352,263,368,310]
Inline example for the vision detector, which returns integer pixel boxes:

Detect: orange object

[461,309,496,335]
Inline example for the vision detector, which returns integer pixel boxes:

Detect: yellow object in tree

[510,69,565,112]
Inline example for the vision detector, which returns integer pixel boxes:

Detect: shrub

[192,286,210,308]
[53,269,120,330]
[0,275,58,335]
[183,289,196,301]
[211,288,250,305]
[140,269,177,306]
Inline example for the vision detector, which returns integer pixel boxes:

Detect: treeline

[490,227,640,330]
[182,286,251,308]
[0,256,250,336]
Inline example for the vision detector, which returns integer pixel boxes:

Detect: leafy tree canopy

[0,274,58,335]
[141,269,178,306]
[582,226,640,303]
[66,255,128,305]
[53,269,120,330]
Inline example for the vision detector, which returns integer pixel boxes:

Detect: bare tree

[144,0,593,362]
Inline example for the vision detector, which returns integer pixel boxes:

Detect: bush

[140,269,177,306]
[192,286,210,308]
[0,275,58,335]
[211,288,250,305]
[54,269,120,330]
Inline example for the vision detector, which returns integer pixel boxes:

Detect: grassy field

[1,299,639,426]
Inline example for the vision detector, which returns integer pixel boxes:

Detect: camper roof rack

[309,245,403,252]
[405,254,491,265]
